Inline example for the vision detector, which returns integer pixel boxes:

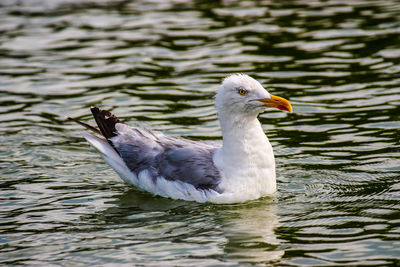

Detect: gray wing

[111,125,223,193]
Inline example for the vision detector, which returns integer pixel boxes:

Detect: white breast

[210,121,277,204]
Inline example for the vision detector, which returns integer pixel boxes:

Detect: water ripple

[1,0,400,266]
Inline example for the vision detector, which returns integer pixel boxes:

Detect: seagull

[69,74,292,203]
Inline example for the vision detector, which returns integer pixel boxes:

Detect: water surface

[1,0,400,265]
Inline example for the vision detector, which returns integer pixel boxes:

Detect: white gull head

[211,74,292,203]
[216,74,270,118]
[216,74,292,118]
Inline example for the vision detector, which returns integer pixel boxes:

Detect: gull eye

[238,88,247,95]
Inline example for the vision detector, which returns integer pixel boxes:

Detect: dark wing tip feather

[90,107,121,140]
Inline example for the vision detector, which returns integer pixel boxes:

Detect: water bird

[69,74,292,203]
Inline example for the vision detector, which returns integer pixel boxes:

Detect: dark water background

[1,0,400,265]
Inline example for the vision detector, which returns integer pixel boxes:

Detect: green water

[1,0,400,265]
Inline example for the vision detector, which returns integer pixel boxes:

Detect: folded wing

[77,107,223,194]
[112,124,222,193]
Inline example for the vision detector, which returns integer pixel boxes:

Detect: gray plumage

[112,127,223,193]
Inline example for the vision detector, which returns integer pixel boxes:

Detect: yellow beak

[258,94,293,113]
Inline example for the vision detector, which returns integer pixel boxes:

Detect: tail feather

[82,132,133,184]
[69,108,133,183]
